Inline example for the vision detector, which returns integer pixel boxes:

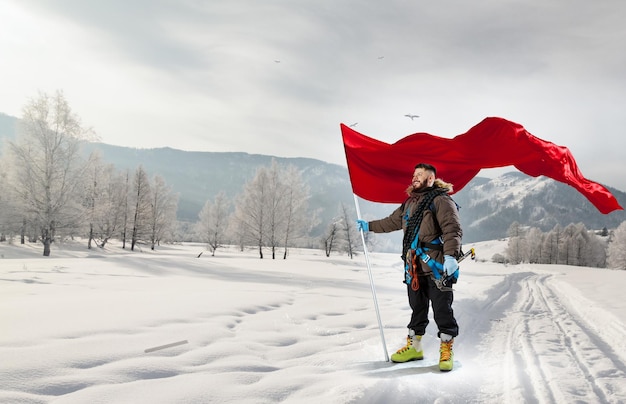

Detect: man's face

[411,168,434,190]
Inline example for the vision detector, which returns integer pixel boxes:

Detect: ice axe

[438,247,476,290]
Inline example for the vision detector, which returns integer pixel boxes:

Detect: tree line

[498,220,626,270]
[189,159,360,259]
[0,91,360,258]
[0,91,179,255]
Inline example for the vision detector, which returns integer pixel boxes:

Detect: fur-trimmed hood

[405,179,454,196]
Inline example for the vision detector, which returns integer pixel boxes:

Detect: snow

[2,239,626,403]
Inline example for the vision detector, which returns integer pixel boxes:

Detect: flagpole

[353,194,389,362]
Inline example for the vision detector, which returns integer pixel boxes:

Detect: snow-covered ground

[1,239,625,403]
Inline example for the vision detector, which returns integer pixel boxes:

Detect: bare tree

[280,165,310,259]
[541,224,562,264]
[525,227,544,264]
[130,166,152,251]
[322,220,341,257]
[7,90,94,256]
[83,156,127,248]
[227,211,247,252]
[98,168,128,247]
[339,203,359,259]
[197,191,230,256]
[582,231,607,268]
[265,160,286,259]
[121,169,130,249]
[505,221,527,264]
[607,221,626,270]
[85,158,99,249]
[561,223,579,266]
[148,175,178,250]
[232,160,314,259]
[233,166,269,258]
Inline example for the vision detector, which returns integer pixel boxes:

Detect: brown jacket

[368,184,463,274]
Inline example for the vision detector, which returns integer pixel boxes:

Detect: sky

[1,0,625,191]
[2,239,626,403]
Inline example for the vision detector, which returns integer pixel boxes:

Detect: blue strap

[410,232,444,280]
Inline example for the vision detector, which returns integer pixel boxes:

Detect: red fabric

[341,117,622,214]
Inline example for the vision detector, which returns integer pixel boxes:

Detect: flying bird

[274,60,281,63]
[404,114,420,120]
[349,122,358,127]
[377,56,385,60]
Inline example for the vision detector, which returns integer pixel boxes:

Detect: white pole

[353,194,389,362]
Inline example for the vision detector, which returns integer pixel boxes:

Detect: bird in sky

[404,114,420,120]
[349,122,358,127]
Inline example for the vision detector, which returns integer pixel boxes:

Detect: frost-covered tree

[228,212,247,252]
[265,160,286,259]
[561,223,580,266]
[130,166,152,251]
[233,165,269,258]
[84,157,127,248]
[522,222,606,267]
[232,160,312,259]
[505,222,527,264]
[583,232,607,268]
[7,91,94,256]
[120,169,131,249]
[280,164,311,259]
[525,227,544,264]
[607,221,626,270]
[541,224,562,264]
[148,175,178,250]
[197,191,230,256]
[558,223,606,268]
[339,203,359,259]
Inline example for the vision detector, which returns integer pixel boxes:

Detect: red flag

[341,117,622,214]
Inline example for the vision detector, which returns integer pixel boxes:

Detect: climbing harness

[401,187,476,292]
[405,244,475,291]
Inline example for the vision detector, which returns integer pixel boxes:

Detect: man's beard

[412,180,427,191]
[407,180,427,193]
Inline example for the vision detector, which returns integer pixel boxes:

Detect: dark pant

[407,275,459,338]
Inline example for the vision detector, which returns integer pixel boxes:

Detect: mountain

[79,142,355,237]
[68,143,626,245]
[452,172,626,242]
[2,112,625,246]
[0,113,17,142]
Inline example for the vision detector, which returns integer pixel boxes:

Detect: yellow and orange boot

[439,336,454,371]
[391,330,423,363]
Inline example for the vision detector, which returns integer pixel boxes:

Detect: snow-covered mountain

[451,172,626,242]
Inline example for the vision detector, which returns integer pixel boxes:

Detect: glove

[443,255,459,275]
[356,219,369,232]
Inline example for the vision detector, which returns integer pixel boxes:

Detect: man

[356,163,462,371]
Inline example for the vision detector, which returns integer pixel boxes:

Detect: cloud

[1,0,625,192]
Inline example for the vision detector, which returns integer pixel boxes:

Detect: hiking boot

[439,338,454,371]
[391,333,423,363]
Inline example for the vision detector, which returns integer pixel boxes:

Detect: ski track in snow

[481,271,626,404]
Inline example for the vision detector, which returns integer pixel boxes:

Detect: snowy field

[1,239,626,404]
